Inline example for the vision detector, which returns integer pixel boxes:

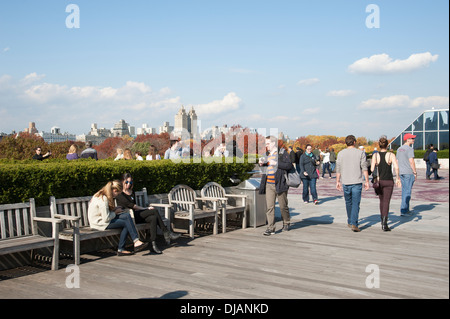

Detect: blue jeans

[426,162,432,178]
[343,184,362,226]
[302,178,318,202]
[400,174,415,213]
[322,162,331,177]
[106,213,139,251]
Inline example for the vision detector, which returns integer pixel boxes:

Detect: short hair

[265,136,277,144]
[85,141,93,148]
[345,135,356,146]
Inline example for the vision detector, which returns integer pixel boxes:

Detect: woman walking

[299,144,320,204]
[371,136,401,231]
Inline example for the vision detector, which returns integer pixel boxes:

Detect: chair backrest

[134,188,149,207]
[200,182,226,209]
[168,185,196,212]
[201,182,226,199]
[50,196,92,228]
[0,199,37,240]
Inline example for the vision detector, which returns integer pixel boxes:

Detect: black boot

[164,230,181,245]
[151,241,162,254]
[381,216,391,232]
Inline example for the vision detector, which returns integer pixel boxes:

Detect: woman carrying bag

[370,136,401,231]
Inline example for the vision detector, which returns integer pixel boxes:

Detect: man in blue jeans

[336,135,370,232]
[396,133,417,216]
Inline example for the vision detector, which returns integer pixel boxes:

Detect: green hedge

[0,158,256,206]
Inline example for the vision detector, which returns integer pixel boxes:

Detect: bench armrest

[197,197,222,202]
[54,214,81,221]
[171,200,196,205]
[150,203,172,208]
[33,217,64,224]
[225,194,248,199]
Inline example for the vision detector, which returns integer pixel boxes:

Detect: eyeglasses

[125,181,133,185]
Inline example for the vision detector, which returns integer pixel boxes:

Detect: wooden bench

[49,194,151,265]
[0,199,62,270]
[168,185,220,238]
[201,182,248,233]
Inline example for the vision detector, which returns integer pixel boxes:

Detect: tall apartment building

[174,106,199,138]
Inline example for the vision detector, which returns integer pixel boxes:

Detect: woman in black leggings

[115,173,180,253]
[371,136,401,231]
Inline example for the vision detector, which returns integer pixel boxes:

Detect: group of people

[114,146,162,161]
[259,133,432,235]
[87,172,181,256]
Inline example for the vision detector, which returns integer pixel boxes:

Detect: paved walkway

[287,168,449,234]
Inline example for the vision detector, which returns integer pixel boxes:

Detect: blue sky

[0,0,448,140]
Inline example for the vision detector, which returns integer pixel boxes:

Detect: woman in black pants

[115,173,180,253]
[370,136,401,231]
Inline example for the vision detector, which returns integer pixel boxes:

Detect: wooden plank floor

[0,221,448,299]
[0,168,448,300]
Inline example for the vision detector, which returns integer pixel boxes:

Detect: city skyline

[0,1,449,140]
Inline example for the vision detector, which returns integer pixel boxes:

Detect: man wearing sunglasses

[32,146,51,160]
[396,133,417,217]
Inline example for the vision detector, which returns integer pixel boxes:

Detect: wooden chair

[201,182,248,233]
[0,199,62,270]
[168,185,219,238]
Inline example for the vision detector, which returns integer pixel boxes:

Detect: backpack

[423,150,431,161]
[329,152,336,162]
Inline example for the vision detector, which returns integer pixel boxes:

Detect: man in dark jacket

[424,144,434,180]
[259,136,294,235]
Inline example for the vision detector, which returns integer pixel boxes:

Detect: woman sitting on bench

[115,172,181,254]
[88,180,148,256]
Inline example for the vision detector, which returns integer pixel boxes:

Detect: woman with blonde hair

[66,144,79,160]
[88,180,148,255]
[371,136,401,231]
[123,148,133,160]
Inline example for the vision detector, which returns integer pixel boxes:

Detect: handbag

[285,168,301,188]
[431,163,440,169]
[372,161,381,195]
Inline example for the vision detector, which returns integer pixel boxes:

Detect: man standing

[396,133,417,216]
[259,136,294,235]
[336,135,369,232]
[80,141,98,160]
[424,144,434,180]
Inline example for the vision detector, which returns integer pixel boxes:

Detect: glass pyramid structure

[389,108,449,150]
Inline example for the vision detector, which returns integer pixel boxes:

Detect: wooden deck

[0,221,447,299]
[0,168,448,300]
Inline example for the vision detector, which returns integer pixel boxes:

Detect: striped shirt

[266,151,278,184]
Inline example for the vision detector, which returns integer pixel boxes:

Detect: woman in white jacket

[88,180,148,256]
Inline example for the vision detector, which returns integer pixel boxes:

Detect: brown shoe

[351,225,361,232]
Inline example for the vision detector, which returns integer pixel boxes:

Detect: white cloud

[327,90,356,97]
[348,52,439,74]
[358,95,449,110]
[194,92,243,117]
[302,107,320,115]
[0,73,187,133]
[2,47,10,53]
[297,78,320,86]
